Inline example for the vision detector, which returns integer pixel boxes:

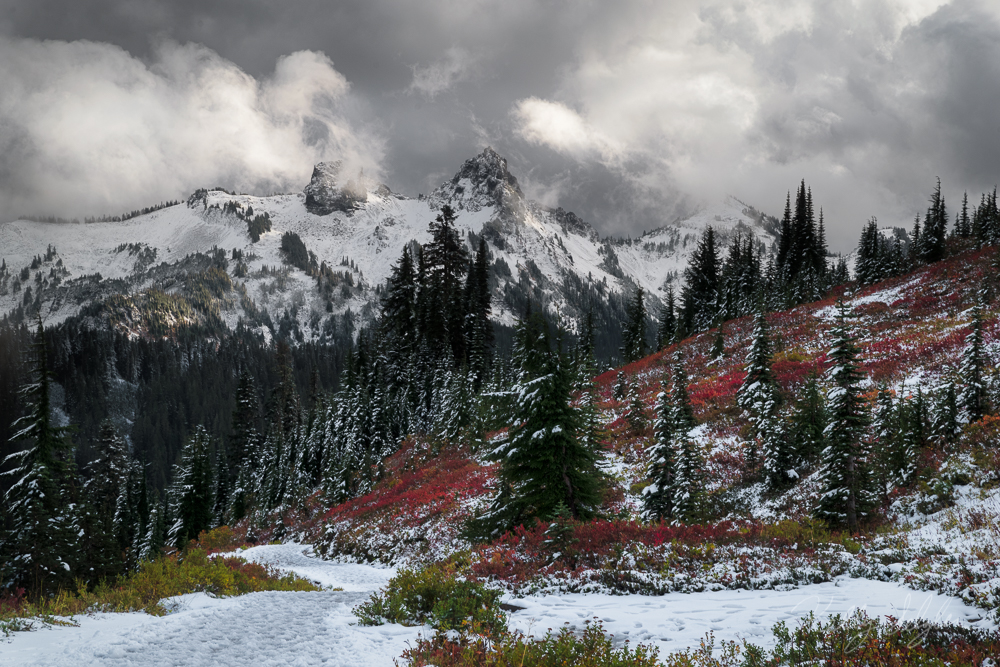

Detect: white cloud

[508,0,1000,248]
[513,98,620,161]
[408,47,476,98]
[0,38,384,219]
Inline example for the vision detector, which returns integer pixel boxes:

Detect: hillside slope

[291,245,1000,621]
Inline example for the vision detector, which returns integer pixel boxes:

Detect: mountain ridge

[0,148,779,353]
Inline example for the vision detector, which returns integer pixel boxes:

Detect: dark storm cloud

[0,0,998,249]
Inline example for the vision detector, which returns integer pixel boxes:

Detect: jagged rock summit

[431,147,525,216]
[304,161,373,215]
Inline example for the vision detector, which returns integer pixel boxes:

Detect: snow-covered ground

[507,578,993,655]
[2,543,994,665]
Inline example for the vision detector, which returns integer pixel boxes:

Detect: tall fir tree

[644,355,700,521]
[621,286,648,363]
[815,301,872,534]
[166,426,216,548]
[870,385,898,508]
[657,286,677,350]
[921,178,948,264]
[959,299,988,423]
[1,317,80,596]
[789,374,827,467]
[680,226,719,333]
[933,382,961,446]
[643,370,679,521]
[956,192,972,238]
[737,311,785,480]
[465,237,494,389]
[80,420,142,581]
[489,348,603,527]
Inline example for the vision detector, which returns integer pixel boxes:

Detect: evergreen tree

[227,371,260,522]
[657,286,677,350]
[933,382,961,446]
[921,178,948,264]
[815,301,872,534]
[489,351,603,526]
[1,317,79,596]
[626,383,648,435]
[574,309,599,385]
[466,237,494,389]
[166,426,216,548]
[423,205,470,361]
[898,387,926,486]
[643,370,679,521]
[643,355,700,521]
[671,429,704,523]
[613,371,627,401]
[710,329,725,362]
[737,311,782,478]
[870,385,898,508]
[956,192,972,238]
[680,226,719,333]
[776,192,793,281]
[670,353,696,433]
[621,286,648,363]
[80,420,140,580]
[908,214,923,268]
[381,247,418,373]
[959,300,988,423]
[789,374,827,467]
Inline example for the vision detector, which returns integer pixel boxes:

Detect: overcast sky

[1,0,998,249]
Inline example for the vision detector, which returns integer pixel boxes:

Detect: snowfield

[2,543,994,666]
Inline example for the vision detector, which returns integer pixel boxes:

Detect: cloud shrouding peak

[0,38,383,219]
[0,0,998,247]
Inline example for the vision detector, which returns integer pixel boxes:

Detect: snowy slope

[0,149,778,338]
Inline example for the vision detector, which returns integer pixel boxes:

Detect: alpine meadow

[3,2,1000,665]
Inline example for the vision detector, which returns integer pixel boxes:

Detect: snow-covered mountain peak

[430,147,525,217]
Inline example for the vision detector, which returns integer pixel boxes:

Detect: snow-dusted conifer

[671,429,704,523]
[613,371,627,401]
[626,382,648,435]
[657,287,677,350]
[1,317,79,596]
[81,419,140,579]
[643,355,701,521]
[898,388,925,486]
[737,310,786,482]
[959,300,988,423]
[815,301,872,534]
[933,382,960,446]
[436,368,474,443]
[167,426,215,548]
[789,374,826,466]
[870,385,898,507]
[643,371,678,521]
[487,326,603,531]
[621,286,648,363]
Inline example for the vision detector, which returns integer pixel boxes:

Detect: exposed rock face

[431,147,525,218]
[303,161,368,215]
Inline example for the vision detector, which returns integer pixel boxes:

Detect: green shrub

[353,562,505,634]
